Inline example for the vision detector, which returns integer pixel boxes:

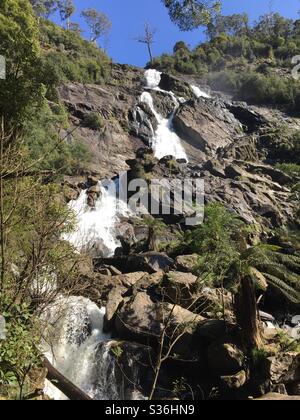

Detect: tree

[81,8,112,44]
[0,0,44,128]
[29,0,58,18]
[162,0,221,31]
[57,0,75,30]
[136,23,156,64]
[206,13,250,40]
[138,216,167,252]
[184,204,300,349]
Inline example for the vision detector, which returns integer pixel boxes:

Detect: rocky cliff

[60,64,298,230]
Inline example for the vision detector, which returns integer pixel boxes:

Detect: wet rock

[87,175,99,187]
[159,73,193,99]
[87,184,101,208]
[225,102,267,133]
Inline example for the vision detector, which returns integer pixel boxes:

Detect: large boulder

[159,73,194,99]
[160,271,198,308]
[196,287,233,319]
[104,285,127,332]
[207,341,245,376]
[267,352,300,386]
[115,291,204,351]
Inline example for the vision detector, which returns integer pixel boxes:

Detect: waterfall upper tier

[141,70,188,162]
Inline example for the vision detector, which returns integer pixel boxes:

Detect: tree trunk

[147,43,153,64]
[235,276,262,349]
[44,358,92,401]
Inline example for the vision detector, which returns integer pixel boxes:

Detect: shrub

[82,113,104,131]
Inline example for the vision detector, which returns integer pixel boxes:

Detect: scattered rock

[175,254,199,273]
[127,252,175,273]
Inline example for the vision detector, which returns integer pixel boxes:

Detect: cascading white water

[190,84,211,99]
[64,182,130,257]
[43,296,120,400]
[142,69,188,161]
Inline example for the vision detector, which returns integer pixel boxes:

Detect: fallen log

[44,357,93,401]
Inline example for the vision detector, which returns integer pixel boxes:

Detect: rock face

[268,353,300,386]
[59,65,145,178]
[173,98,242,159]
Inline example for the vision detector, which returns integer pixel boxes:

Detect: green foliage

[0,299,40,398]
[276,330,300,353]
[0,0,44,126]
[227,243,300,304]
[111,346,123,360]
[23,101,91,175]
[153,11,300,115]
[83,112,104,131]
[162,0,221,31]
[182,203,243,286]
[40,19,111,85]
[81,8,112,43]
[276,163,300,178]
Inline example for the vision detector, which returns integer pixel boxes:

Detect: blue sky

[56,0,300,67]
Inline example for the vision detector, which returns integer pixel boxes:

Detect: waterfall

[190,84,211,99]
[142,69,188,161]
[64,182,130,257]
[43,296,121,400]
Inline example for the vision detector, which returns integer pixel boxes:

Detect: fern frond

[263,273,300,304]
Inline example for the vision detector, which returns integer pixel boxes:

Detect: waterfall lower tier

[64,182,130,257]
[43,296,121,400]
[141,70,188,161]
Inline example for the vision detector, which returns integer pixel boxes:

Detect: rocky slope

[61,64,298,230]
[54,65,300,401]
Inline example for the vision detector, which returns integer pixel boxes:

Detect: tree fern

[262,273,300,304]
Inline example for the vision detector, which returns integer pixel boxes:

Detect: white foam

[191,84,211,99]
[144,69,161,89]
[64,183,130,257]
